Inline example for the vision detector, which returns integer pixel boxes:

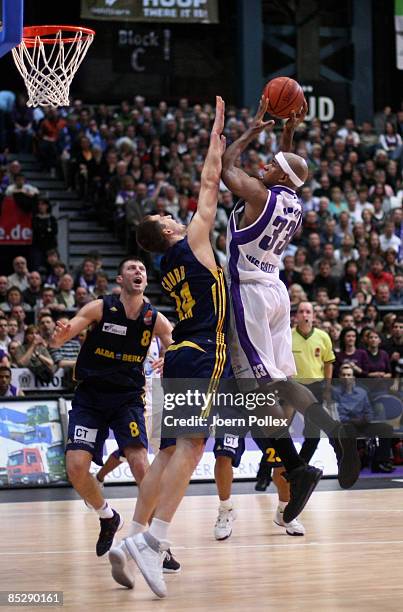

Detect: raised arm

[187,96,226,267]
[221,95,274,205]
[279,99,308,152]
[49,299,103,348]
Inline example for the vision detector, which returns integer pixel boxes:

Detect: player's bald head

[283,152,308,186]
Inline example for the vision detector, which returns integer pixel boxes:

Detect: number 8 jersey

[226,185,302,384]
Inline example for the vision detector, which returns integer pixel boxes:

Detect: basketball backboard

[0,0,23,58]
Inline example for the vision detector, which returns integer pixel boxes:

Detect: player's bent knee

[65,450,92,483]
[178,437,205,466]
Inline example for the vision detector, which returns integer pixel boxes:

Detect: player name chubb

[164,414,289,428]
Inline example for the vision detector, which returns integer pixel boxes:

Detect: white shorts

[229,278,296,385]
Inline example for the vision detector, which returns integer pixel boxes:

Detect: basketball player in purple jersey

[221,96,361,515]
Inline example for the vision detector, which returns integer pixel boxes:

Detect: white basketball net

[12,29,94,107]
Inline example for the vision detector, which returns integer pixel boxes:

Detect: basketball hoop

[11,25,95,108]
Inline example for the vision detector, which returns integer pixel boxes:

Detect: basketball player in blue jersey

[220,95,361,512]
[108,97,230,598]
[50,258,173,558]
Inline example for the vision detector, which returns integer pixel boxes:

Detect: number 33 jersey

[226,185,301,382]
[227,185,302,282]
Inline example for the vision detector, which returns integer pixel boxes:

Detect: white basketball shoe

[274,506,305,536]
[214,506,236,541]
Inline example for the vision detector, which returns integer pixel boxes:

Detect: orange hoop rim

[21,25,95,46]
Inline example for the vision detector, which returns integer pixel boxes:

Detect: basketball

[263,77,305,119]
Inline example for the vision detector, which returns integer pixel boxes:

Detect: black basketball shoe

[96,510,123,557]
[283,465,322,523]
[162,549,181,574]
[332,423,361,489]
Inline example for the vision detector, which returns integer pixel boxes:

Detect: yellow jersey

[292,327,335,381]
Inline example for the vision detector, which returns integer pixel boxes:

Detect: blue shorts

[66,382,147,466]
[160,339,231,450]
[213,434,283,468]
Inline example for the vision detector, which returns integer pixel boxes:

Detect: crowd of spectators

[0,91,402,398]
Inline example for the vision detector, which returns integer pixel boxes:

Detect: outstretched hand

[210,95,226,155]
[49,320,72,348]
[248,95,275,136]
[284,98,308,130]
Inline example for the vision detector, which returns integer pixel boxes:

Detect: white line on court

[2,539,403,556]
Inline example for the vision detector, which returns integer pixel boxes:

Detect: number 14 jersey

[227,185,302,283]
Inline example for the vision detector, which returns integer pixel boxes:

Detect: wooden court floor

[1,489,403,612]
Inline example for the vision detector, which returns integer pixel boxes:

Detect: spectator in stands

[340,313,355,329]
[7,341,21,368]
[74,286,92,311]
[15,324,55,383]
[0,287,31,313]
[320,218,342,249]
[22,271,42,308]
[35,287,65,317]
[378,121,402,159]
[9,308,26,343]
[334,234,359,265]
[381,312,397,341]
[367,256,394,292]
[351,306,365,333]
[31,198,58,270]
[0,276,8,304]
[74,258,97,293]
[390,274,403,305]
[5,173,39,198]
[305,233,322,265]
[365,330,392,379]
[45,261,67,289]
[56,274,75,309]
[12,93,33,154]
[0,365,24,397]
[356,243,371,275]
[0,316,10,351]
[279,255,298,288]
[299,265,315,301]
[289,284,307,306]
[379,220,401,253]
[382,317,403,380]
[38,107,66,174]
[384,248,402,277]
[293,247,309,274]
[92,272,109,298]
[314,260,339,301]
[372,283,391,307]
[333,364,395,473]
[6,317,22,343]
[339,260,359,305]
[335,327,369,377]
[7,256,29,291]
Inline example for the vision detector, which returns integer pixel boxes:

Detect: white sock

[219,498,233,511]
[277,500,287,512]
[149,518,170,541]
[95,501,114,519]
[128,520,146,537]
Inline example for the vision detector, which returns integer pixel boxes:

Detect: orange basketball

[263,77,305,119]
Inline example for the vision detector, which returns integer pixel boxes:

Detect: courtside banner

[81,0,219,24]
[0,196,32,245]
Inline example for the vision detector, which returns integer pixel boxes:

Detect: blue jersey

[75,294,157,392]
[160,237,228,344]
